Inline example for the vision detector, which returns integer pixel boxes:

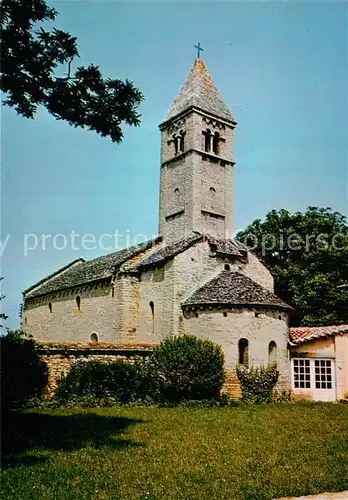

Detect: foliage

[236,363,279,403]
[55,360,142,403]
[1,0,143,142]
[273,389,293,403]
[1,405,348,499]
[55,336,226,406]
[237,207,348,326]
[146,335,226,403]
[0,277,9,328]
[0,330,48,410]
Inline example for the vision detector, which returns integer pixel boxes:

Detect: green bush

[236,363,279,403]
[273,389,293,403]
[56,360,140,403]
[0,331,48,411]
[146,335,226,403]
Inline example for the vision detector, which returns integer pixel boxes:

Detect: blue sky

[1,1,347,329]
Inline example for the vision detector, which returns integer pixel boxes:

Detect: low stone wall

[37,342,156,396]
[37,342,245,400]
[223,370,242,399]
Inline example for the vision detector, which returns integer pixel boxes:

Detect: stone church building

[23,57,348,400]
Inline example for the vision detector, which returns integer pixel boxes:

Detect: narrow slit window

[203,129,211,152]
[149,301,155,334]
[213,132,220,155]
[48,302,52,313]
[173,135,179,155]
[76,295,81,311]
[238,338,249,366]
[268,341,277,364]
[179,131,185,152]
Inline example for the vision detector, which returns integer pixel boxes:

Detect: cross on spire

[194,42,204,59]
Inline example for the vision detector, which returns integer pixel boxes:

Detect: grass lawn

[1,403,348,500]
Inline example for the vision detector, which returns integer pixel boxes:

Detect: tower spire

[163,58,236,125]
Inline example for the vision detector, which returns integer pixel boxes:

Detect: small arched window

[90,332,99,343]
[174,188,180,196]
[203,129,211,152]
[76,295,81,311]
[48,302,52,313]
[238,338,249,366]
[268,341,277,364]
[173,135,179,155]
[179,130,185,152]
[209,187,216,195]
[149,301,155,334]
[213,132,220,155]
[224,264,230,271]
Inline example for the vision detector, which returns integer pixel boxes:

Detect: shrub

[0,331,48,411]
[273,389,293,403]
[236,363,279,403]
[56,360,140,403]
[146,334,226,403]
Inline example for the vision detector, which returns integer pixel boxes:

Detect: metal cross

[194,42,204,59]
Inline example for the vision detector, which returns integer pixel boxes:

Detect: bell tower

[158,56,237,242]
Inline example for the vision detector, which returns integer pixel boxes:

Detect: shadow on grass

[1,411,144,469]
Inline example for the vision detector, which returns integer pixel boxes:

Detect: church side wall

[172,241,222,336]
[242,251,274,292]
[115,274,141,343]
[137,261,175,343]
[24,282,123,344]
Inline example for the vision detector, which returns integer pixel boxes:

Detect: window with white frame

[292,358,334,391]
[314,359,332,389]
[293,359,311,389]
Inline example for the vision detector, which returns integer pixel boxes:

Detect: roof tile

[183,270,291,310]
[289,325,348,344]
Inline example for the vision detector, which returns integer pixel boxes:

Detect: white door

[292,358,336,402]
[312,359,336,402]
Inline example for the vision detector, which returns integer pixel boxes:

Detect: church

[22,56,348,400]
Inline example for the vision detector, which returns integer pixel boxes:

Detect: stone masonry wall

[182,307,291,392]
[38,344,155,396]
[24,282,123,344]
[159,110,235,242]
[137,261,176,343]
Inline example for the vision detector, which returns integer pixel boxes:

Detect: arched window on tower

[149,301,155,335]
[213,132,220,155]
[268,341,277,364]
[76,295,81,311]
[173,135,179,155]
[179,130,185,152]
[203,129,211,152]
[238,338,249,366]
